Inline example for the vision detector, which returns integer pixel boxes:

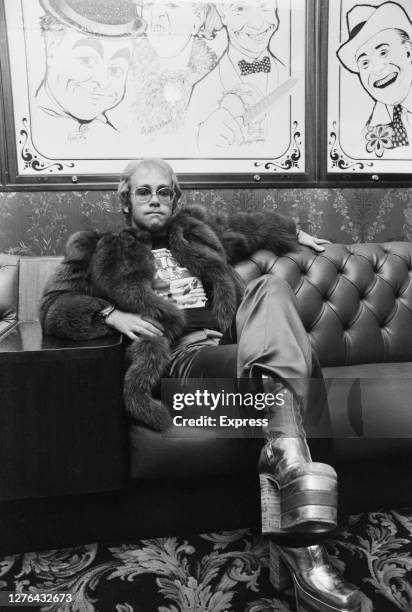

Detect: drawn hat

[337,1,412,73]
[39,0,146,37]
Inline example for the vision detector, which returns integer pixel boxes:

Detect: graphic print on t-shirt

[152,248,207,309]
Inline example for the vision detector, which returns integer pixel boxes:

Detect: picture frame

[321,0,412,185]
[0,0,316,189]
[0,8,8,188]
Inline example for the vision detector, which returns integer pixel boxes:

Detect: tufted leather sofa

[240,243,412,463]
[1,242,412,554]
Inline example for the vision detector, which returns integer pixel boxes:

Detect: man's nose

[151,3,168,23]
[371,55,388,74]
[247,10,265,30]
[93,64,110,88]
[149,192,160,206]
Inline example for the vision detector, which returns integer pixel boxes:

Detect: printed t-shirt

[151,244,219,333]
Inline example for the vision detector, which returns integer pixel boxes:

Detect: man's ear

[273,11,280,35]
[44,33,60,67]
[192,10,204,35]
[216,5,227,27]
[120,190,131,216]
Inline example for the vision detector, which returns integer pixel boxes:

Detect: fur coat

[40,205,297,430]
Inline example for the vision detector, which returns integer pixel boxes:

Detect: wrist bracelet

[96,305,116,323]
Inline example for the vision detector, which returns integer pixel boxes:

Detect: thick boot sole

[260,463,337,535]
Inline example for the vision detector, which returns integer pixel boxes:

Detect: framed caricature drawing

[0,0,312,186]
[326,0,412,178]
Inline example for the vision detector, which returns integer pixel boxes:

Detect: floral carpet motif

[1,510,412,611]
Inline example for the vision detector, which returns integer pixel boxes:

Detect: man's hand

[105,309,164,341]
[298,229,331,253]
[198,108,244,150]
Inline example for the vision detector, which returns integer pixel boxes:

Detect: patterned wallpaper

[0,187,411,256]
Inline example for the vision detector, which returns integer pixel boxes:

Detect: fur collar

[66,203,296,333]
[72,206,245,333]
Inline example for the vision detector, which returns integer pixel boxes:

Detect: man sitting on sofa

[40,158,361,612]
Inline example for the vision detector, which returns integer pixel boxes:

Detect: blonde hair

[134,1,223,40]
[198,3,224,39]
[118,158,182,224]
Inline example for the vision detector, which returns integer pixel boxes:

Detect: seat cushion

[130,362,412,478]
[129,424,262,480]
[323,362,412,461]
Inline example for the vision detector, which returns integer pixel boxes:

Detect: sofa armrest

[0,322,127,501]
[0,255,20,337]
[234,249,277,285]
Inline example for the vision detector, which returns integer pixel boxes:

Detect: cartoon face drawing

[43,28,133,121]
[356,29,412,106]
[217,0,279,58]
[336,2,412,156]
[141,0,205,58]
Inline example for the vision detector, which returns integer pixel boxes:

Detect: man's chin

[138,217,167,232]
[370,90,405,106]
[68,110,101,122]
[67,101,111,121]
[149,220,166,231]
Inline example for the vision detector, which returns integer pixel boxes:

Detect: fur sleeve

[208,210,298,265]
[39,230,114,340]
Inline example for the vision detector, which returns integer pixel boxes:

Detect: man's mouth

[239,26,273,42]
[151,25,169,34]
[373,72,398,88]
[74,85,113,101]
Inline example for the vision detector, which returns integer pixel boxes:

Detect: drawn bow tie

[238,56,271,75]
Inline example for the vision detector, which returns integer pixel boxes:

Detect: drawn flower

[365,124,394,157]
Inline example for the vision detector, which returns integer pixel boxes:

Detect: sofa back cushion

[0,254,20,337]
[271,242,412,367]
[18,257,63,321]
[4,241,412,366]
[0,255,64,325]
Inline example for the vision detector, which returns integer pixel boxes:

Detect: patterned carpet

[1,510,412,611]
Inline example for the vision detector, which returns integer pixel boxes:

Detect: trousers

[169,275,329,436]
[168,275,336,545]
